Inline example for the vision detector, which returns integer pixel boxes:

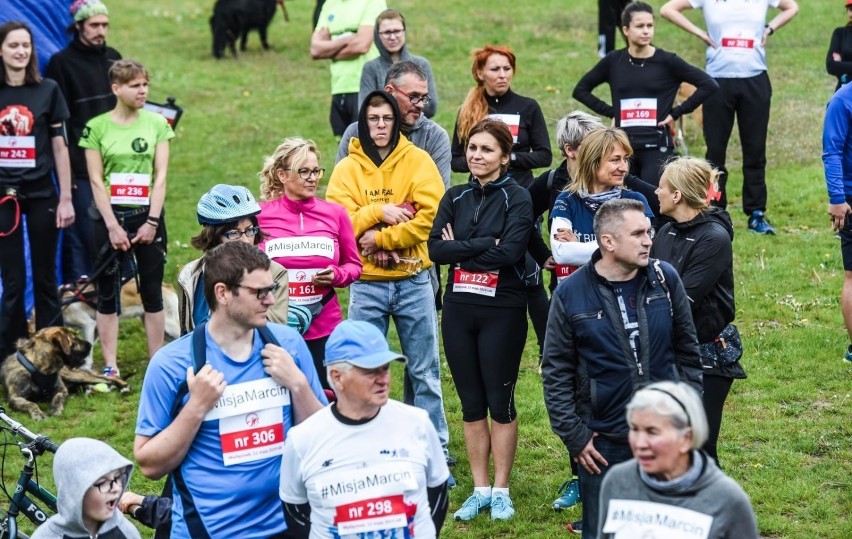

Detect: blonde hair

[258,137,321,201]
[568,128,632,194]
[661,156,720,211]
[455,45,516,144]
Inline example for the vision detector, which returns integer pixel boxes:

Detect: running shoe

[845,345,852,363]
[453,492,490,521]
[552,477,581,510]
[565,520,582,534]
[747,211,776,235]
[490,492,515,521]
[102,366,120,378]
[447,472,457,489]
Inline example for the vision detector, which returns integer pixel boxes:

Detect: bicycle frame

[2,445,57,538]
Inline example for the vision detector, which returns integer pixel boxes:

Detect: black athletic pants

[703,72,772,215]
[701,373,734,466]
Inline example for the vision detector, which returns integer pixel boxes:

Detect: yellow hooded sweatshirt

[327,134,444,280]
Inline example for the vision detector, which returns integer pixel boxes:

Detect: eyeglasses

[391,86,431,106]
[283,168,325,181]
[92,474,125,494]
[366,115,395,126]
[233,281,280,300]
[222,226,260,241]
[378,29,404,38]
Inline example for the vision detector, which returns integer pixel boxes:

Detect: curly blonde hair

[258,137,321,201]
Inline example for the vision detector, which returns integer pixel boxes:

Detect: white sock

[492,487,510,497]
[474,486,492,498]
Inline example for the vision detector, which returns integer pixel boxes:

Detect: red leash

[0,194,21,237]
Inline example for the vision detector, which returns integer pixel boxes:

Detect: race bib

[602,499,713,539]
[219,406,284,466]
[204,377,291,421]
[720,27,756,50]
[554,264,578,283]
[109,173,151,205]
[488,113,520,143]
[289,268,328,305]
[453,268,499,297]
[0,136,35,168]
[265,236,335,260]
[620,98,657,127]
[334,495,409,536]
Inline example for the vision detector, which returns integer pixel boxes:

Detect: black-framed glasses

[222,225,260,241]
[378,29,404,38]
[284,168,325,181]
[92,473,125,494]
[233,281,280,300]
[391,85,431,106]
[366,115,395,126]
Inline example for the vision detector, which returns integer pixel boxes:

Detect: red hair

[455,45,516,144]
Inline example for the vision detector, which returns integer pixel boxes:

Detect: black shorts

[841,208,852,271]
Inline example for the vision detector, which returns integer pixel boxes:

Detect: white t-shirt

[280,400,449,539]
[690,0,780,78]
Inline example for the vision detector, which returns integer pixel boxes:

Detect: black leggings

[306,335,330,391]
[702,374,734,466]
[526,283,549,359]
[0,187,61,358]
[441,302,526,423]
[94,210,167,315]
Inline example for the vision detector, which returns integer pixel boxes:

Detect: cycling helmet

[197,184,261,225]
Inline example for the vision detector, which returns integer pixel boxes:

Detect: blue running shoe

[447,472,457,489]
[490,492,515,521]
[747,211,776,235]
[453,493,490,521]
[552,478,581,510]
[845,345,852,363]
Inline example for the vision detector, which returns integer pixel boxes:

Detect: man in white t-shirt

[280,320,450,539]
[661,0,799,234]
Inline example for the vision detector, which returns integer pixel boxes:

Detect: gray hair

[626,381,709,449]
[385,61,427,87]
[555,110,604,157]
[593,198,647,241]
[326,361,354,390]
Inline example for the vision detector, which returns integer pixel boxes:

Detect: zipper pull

[597,311,602,319]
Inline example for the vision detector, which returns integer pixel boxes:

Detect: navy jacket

[541,250,702,456]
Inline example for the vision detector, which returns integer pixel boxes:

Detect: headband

[646,387,692,427]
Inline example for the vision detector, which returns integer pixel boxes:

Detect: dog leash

[15,351,59,401]
[0,193,21,237]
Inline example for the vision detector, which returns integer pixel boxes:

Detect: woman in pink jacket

[258,137,362,388]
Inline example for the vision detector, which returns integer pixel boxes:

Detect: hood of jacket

[52,437,133,535]
[670,207,734,241]
[372,25,412,64]
[358,90,402,167]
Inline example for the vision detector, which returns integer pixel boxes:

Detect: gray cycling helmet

[197,184,261,225]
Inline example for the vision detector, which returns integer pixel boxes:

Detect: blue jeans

[578,436,633,538]
[349,272,449,452]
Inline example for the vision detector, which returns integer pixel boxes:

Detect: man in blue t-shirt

[134,241,327,538]
[542,198,702,538]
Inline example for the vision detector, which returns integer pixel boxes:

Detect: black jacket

[652,208,745,379]
[450,88,552,187]
[428,173,532,308]
[541,251,703,456]
[44,39,121,178]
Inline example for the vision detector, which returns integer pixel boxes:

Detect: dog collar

[16,351,59,401]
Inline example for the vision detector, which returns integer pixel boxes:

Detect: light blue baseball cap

[324,321,406,368]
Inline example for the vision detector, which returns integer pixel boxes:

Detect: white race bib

[204,377,290,421]
[488,113,520,143]
[620,98,657,127]
[453,268,499,297]
[720,27,757,51]
[109,172,151,205]
[554,264,578,283]
[265,236,335,260]
[603,499,713,539]
[288,268,329,305]
[218,406,284,466]
[0,136,35,168]
[334,495,408,536]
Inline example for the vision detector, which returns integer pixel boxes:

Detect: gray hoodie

[358,25,438,118]
[32,438,140,539]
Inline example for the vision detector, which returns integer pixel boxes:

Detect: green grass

[2,0,850,537]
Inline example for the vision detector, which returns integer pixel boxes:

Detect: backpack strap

[546,168,557,192]
[652,259,673,316]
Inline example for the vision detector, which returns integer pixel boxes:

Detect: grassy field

[2,0,850,537]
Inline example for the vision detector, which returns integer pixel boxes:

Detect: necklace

[627,54,647,68]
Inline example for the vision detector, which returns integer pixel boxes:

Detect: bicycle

[0,407,59,539]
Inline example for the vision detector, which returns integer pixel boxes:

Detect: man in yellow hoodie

[327,90,450,473]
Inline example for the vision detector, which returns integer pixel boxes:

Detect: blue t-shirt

[135,323,327,538]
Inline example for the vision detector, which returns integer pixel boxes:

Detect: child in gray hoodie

[32,437,140,539]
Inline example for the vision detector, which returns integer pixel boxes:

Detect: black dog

[210,0,278,59]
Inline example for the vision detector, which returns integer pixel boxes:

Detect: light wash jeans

[349,271,449,452]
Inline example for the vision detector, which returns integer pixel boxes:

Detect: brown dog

[1,327,91,421]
